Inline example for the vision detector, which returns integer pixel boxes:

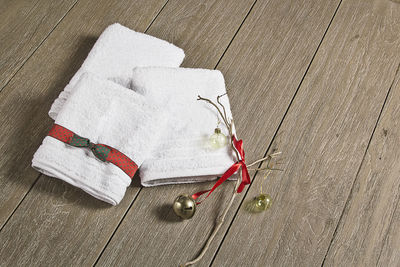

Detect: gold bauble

[173,194,196,219]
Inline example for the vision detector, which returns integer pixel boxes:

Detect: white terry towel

[130,67,236,186]
[33,73,167,205]
[49,23,184,120]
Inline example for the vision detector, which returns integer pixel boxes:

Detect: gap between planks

[322,63,400,266]
[210,0,344,264]
[0,0,80,231]
[0,0,79,93]
[209,1,397,264]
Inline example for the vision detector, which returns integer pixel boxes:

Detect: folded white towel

[130,67,236,186]
[49,23,184,120]
[33,73,167,205]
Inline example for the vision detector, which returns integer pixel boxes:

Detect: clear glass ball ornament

[209,127,228,149]
[254,194,272,211]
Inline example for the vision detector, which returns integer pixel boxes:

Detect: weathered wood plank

[0,0,78,91]
[377,197,400,266]
[145,0,256,69]
[0,176,142,266]
[95,0,341,266]
[212,0,400,266]
[324,64,400,266]
[0,0,257,265]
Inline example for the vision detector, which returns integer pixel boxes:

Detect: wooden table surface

[1,0,399,266]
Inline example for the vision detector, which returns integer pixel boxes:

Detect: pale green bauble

[209,128,228,149]
[254,194,272,211]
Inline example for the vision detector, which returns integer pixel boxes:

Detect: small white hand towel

[49,23,184,120]
[130,67,236,186]
[33,73,167,205]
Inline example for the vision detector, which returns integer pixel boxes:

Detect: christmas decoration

[47,124,138,178]
[254,193,272,211]
[209,127,228,149]
[178,94,283,266]
[173,194,197,219]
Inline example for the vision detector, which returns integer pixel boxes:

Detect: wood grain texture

[0,175,140,267]
[0,0,77,91]
[212,0,400,266]
[96,0,341,266]
[377,195,400,266]
[324,65,400,266]
[0,0,167,242]
[0,0,258,265]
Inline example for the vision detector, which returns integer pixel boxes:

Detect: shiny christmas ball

[209,128,228,149]
[173,194,196,219]
[254,194,272,211]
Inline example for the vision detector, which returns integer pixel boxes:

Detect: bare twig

[217,94,228,125]
[249,167,284,172]
[183,96,241,266]
[183,95,282,266]
[247,152,281,167]
[198,95,240,161]
[197,95,230,133]
[183,173,241,267]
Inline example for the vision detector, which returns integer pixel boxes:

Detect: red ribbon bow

[192,136,250,204]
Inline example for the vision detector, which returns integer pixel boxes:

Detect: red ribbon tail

[192,136,251,203]
[237,163,250,193]
[192,163,241,204]
[191,190,210,201]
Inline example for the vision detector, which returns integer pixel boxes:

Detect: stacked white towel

[33,23,239,205]
[49,23,185,120]
[33,73,168,205]
[130,67,236,186]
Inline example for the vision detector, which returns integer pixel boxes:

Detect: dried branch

[183,173,241,267]
[217,93,228,125]
[197,95,230,133]
[183,95,282,266]
[197,95,241,161]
